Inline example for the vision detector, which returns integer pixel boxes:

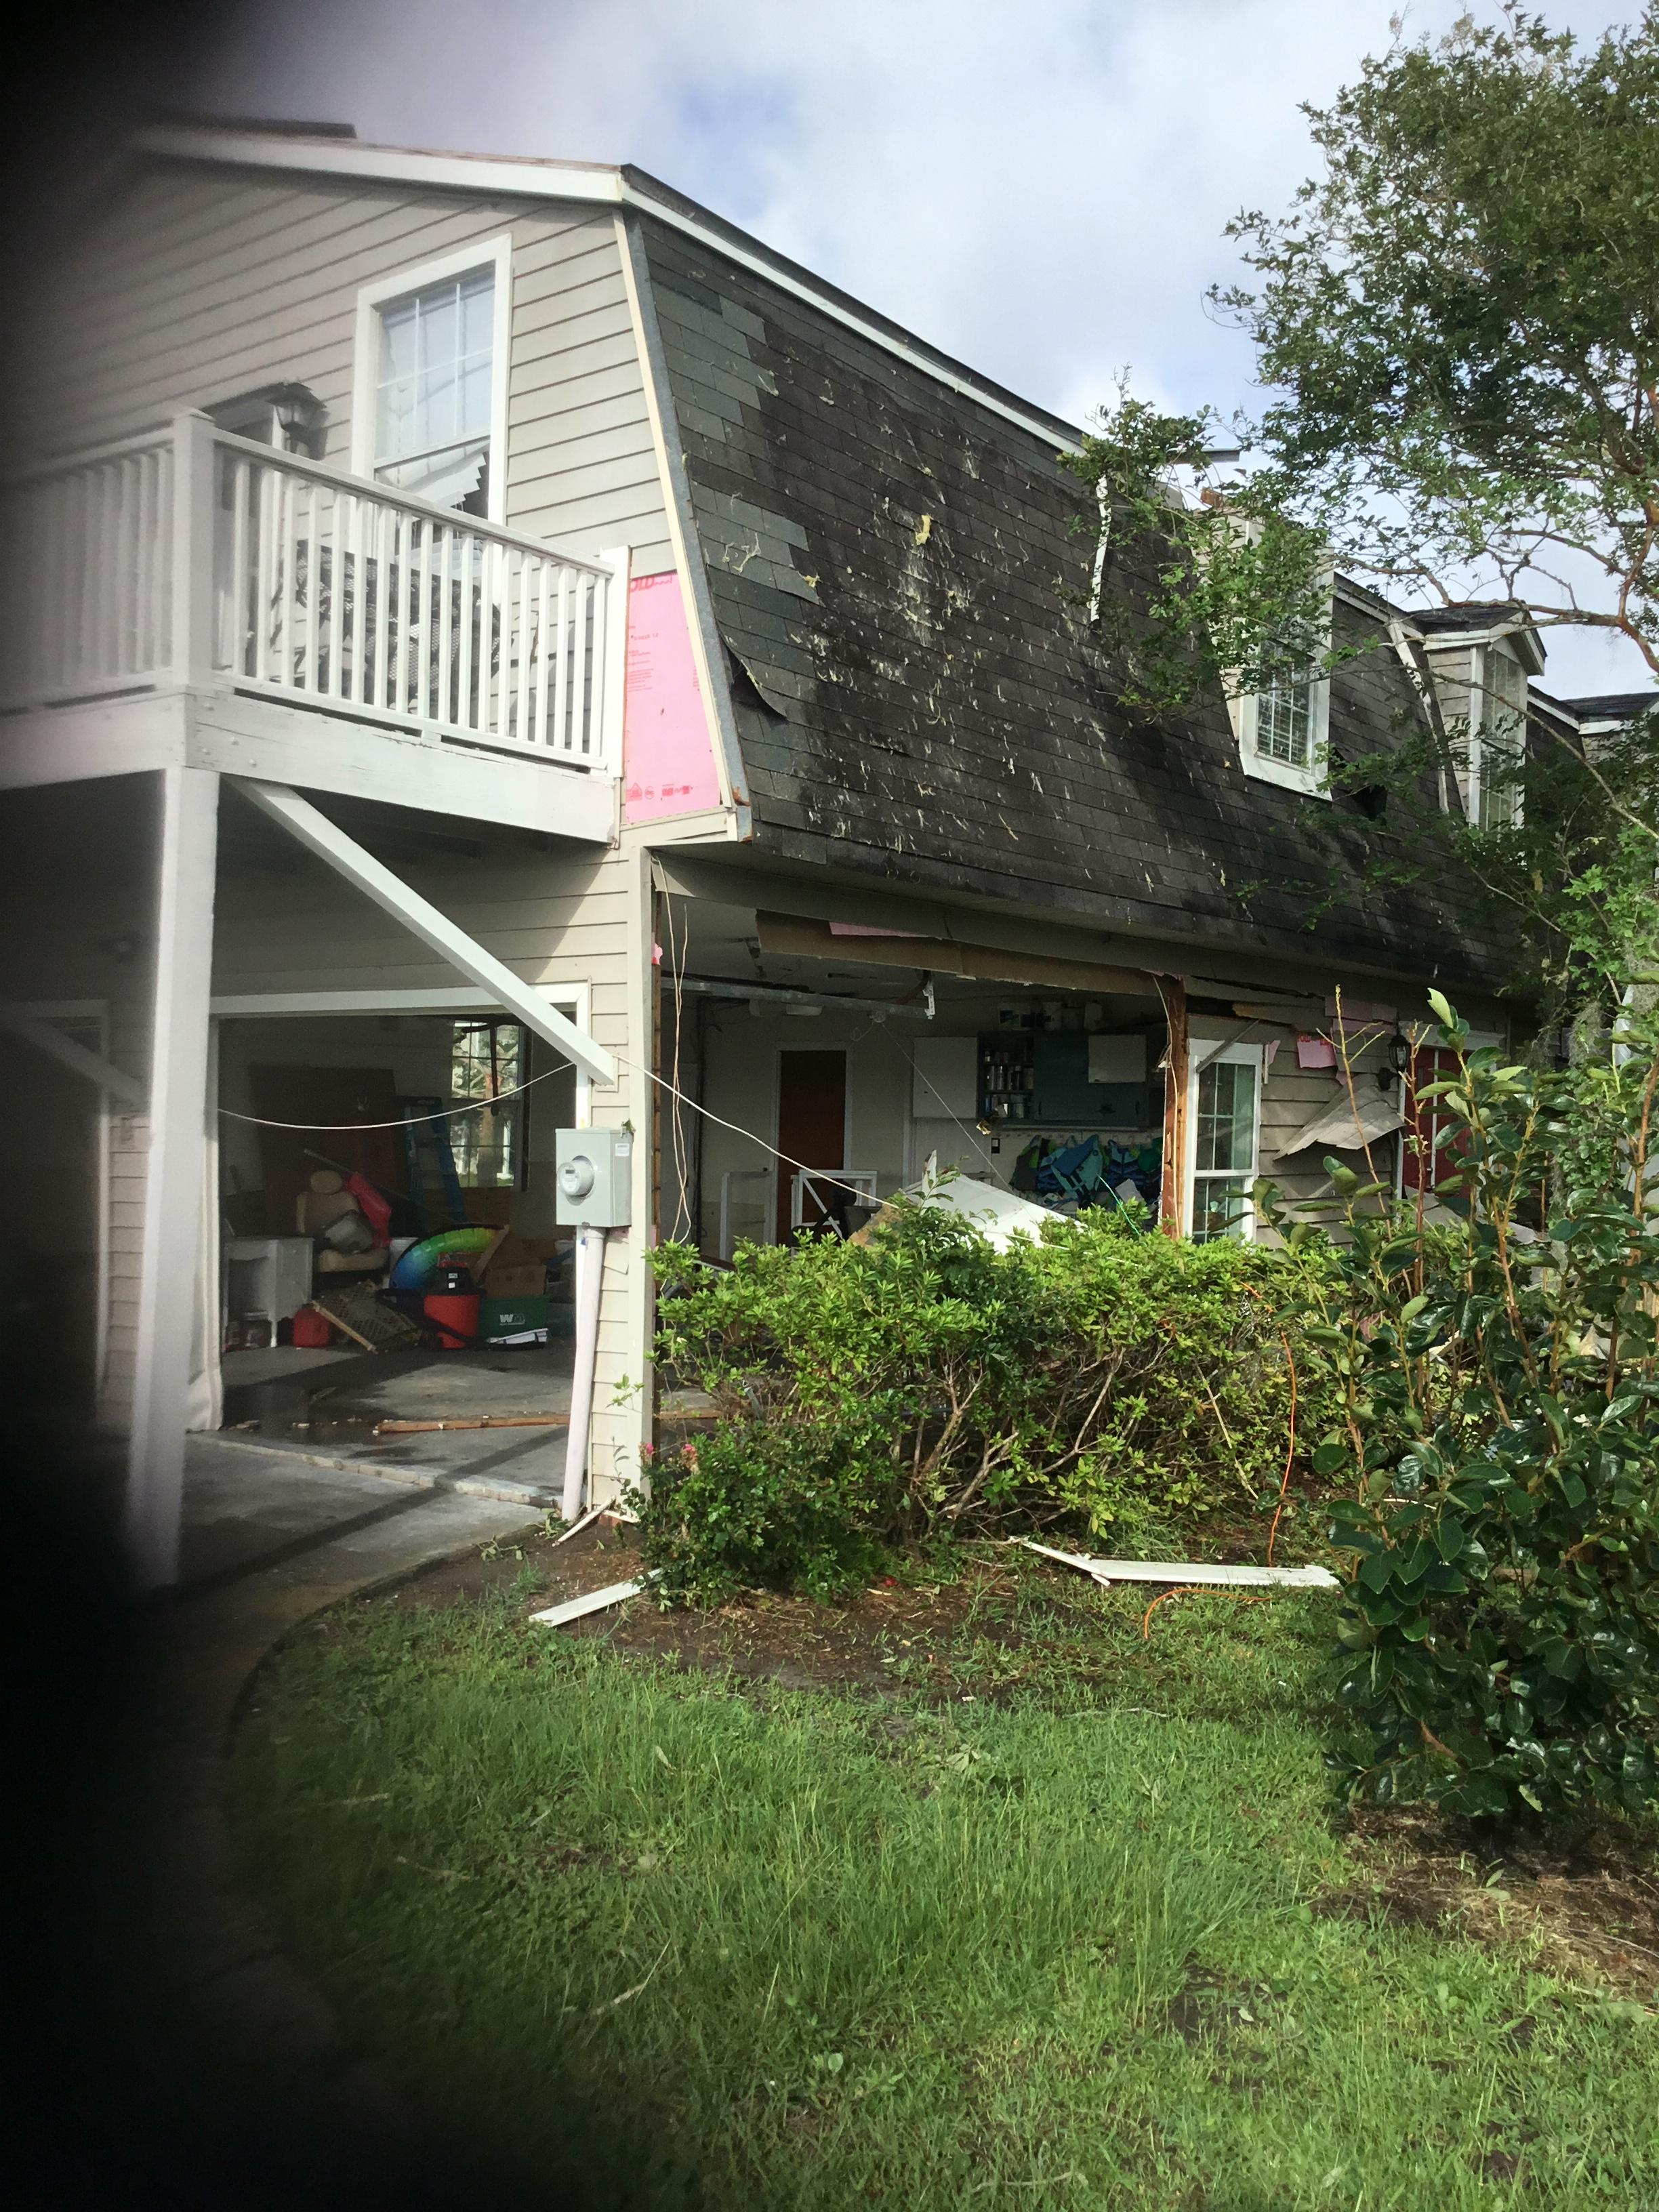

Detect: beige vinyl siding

[19,157,674,575]
[1242,1020,1399,1223]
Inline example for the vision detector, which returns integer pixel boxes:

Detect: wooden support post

[594,544,632,776]
[124,766,219,1591]
[1156,975,1190,1239]
[649,884,664,1475]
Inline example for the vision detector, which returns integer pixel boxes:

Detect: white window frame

[350,234,514,525]
[1234,658,1332,799]
[1469,642,1527,830]
[1185,1038,1265,1242]
[1228,566,1334,800]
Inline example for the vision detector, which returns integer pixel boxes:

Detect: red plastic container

[424,1291,480,1349]
[292,1305,333,1350]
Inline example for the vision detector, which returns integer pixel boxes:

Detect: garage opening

[211,1001,584,1500]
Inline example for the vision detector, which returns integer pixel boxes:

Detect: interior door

[775,1049,847,1243]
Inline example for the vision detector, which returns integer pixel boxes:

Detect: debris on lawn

[1010,1538,1339,1591]
[551,1503,607,1548]
[529,1574,661,1629]
[373,1414,569,1435]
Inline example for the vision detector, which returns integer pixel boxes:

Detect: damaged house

[1,119,1637,1586]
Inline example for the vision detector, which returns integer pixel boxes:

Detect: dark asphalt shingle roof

[639,216,1500,990]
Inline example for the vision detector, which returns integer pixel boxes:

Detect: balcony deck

[0,414,626,840]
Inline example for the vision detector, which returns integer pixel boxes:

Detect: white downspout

[560,1223,607,1524]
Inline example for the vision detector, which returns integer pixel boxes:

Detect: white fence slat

[0,424,619,752]
[436,525,453,725]
[534,563,551,747]
[571,571,590,757]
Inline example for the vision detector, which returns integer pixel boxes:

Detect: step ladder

[400,1098,467,1231]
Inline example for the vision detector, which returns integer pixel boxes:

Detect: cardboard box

[476,1232,567,1298]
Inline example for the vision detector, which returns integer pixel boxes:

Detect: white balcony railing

[0,412,626,769]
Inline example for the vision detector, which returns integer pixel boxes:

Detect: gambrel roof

[138,120,1502,990]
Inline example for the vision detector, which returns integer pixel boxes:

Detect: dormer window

[1234,632,1331,800]
[1258,655,1315,768]
[1473,644,1527,829]
[351,237,512,521]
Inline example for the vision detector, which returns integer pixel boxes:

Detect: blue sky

[200,0,1644,693]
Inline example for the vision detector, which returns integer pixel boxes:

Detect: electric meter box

[554,1128,634,1227]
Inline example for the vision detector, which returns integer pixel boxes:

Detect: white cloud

[197,0,1645,692]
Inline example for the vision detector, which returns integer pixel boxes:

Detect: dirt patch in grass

[393,1516,1063,1700]
[385,1508,1338,1720]
[1320,1801,1659,1994]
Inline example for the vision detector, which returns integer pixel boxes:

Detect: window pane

[1257,671,1312,766]
[1195,1060,1254,1172]
[458,266,495,354]
[379,296,417,383]
[1479,650,1525,827]
[449,1021,523,1187]
[374,266,495,507]
[457,356,493,439]
[1488,650,1526,712]
[413,359,459,450]
[1193,1175,1250,1243]
[418,285,458,378]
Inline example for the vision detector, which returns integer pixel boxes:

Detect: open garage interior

[209,1004,583,1502]
[655,886,1177,1256]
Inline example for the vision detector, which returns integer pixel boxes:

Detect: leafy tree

[1262,995,1659,1822]
[1073,6,1659,1019]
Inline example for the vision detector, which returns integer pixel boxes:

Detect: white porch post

[125,766,220,1591]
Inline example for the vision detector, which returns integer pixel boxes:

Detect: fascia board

[134,125,629,207]
[133,127,1083,454]
[1332,577,1397,622]
[1418,624,1547,674]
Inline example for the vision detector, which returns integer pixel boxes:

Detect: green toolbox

[478,1295,552,1340]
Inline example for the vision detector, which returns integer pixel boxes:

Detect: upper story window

[1473,644,1527,829]
[1233,630,1332,800]
[351,237,512,523]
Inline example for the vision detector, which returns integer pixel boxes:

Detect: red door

[1401,1047,1467,1197]
[776,1050,847,1243]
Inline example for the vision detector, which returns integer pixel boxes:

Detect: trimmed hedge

[634,1200,1333,1603]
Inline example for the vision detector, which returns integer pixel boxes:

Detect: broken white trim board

[1012,1540,1338,1591]
[529,1574,659,1628]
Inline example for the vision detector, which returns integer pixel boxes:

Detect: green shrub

[1262,995,1659,1823]
[634,1201,1332,1603]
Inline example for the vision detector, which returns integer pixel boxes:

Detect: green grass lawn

[229,1556,1659,2209]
